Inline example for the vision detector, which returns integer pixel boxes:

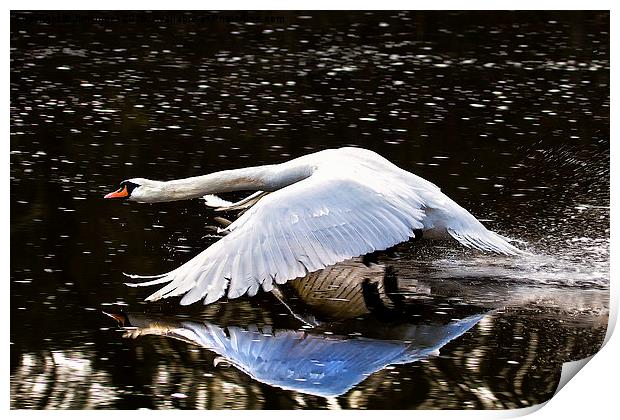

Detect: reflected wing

[130,169,427,305]
[197,325,413,398]
[117,313,485,397]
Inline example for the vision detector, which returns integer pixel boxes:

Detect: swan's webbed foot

[361,278,398,320]
[383,266,406,307]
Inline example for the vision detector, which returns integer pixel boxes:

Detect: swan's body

[105,147,523,305]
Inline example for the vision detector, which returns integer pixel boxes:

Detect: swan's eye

[122,181,140,193]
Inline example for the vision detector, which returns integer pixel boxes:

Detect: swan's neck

[140,163,312,203]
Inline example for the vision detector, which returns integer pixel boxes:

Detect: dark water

[10,11,609,409]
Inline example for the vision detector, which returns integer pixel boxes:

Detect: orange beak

[104,185,128,199]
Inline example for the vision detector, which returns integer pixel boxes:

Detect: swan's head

[104,178,162,203]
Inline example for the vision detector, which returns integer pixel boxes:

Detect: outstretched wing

[129,169,427,305]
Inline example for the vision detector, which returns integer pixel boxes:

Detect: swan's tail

[424,192,531,256]
[447,227,530,256]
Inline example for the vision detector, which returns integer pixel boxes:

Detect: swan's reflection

[109,259,487,397]
[111,312,482,398]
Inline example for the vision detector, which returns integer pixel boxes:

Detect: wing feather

[297,215,332,267]
[137,170,427,305]
[291,217,325,272]
[127,148,525,306]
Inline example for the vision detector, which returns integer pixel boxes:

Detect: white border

[5,2,616,418]
[2,1,617,10]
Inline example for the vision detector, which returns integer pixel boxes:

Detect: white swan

[104,147,524,305]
